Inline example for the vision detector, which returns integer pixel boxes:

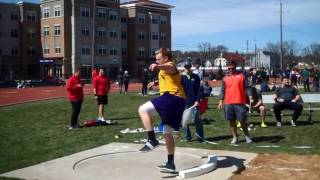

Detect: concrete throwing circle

[73,150,206,179]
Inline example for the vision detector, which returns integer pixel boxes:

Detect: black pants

[70,100,82,127]
[273,102,303,122]
[142,81,148,95]
[124,82,129,93]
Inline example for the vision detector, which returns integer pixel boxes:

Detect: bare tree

[198,42,211,65]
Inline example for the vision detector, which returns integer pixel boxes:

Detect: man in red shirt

[91,66,99,84]
[93,68,111,123]
[218,61,252,144]
[66,68,84,129]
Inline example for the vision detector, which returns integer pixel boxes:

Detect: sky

[2,0,320,53]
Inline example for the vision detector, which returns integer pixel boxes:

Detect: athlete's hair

[156,48,172,61]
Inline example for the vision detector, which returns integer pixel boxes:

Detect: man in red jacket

[218,61,252,144]
[93,68,111,123]
[66,68,84,129]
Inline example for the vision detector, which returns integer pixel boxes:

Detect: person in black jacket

[123,70,130,94]
[141,68,149,96]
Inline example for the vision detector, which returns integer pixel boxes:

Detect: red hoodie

[66,75,84,101]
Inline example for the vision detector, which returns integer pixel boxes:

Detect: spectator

[141,68,149,96]
[66,68,84,129]
[181,63,204,142]
[218,61,252,144]
[192,59,203,81]
[199,80,212,114]
[245,80,267,128]
[138,48,185,173]
[273,76,303,127]
[301,67,311,92]
[123,70,130,94]
[311,68,319,92]
[93,68,111,123]
[91,66,99,85]
[117,69,124,93]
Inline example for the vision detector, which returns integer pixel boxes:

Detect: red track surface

[0,80,222,107]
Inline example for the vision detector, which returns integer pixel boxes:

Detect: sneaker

[157,162,176,172]
[230,138,238,144]
[290,120,296,127]
[237,121,241,128]
[105,119,113,124]
[245,136,253,143]
[261,123,267,128]
[139,140,159,152]
[68,125,78,130]
[276,122,282,127]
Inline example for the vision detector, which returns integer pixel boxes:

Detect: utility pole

[254,41,257,68]
[91,0,96,71]
[280,0,283,70]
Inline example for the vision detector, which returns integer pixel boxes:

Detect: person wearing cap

[218,61,252,144]
[181,63,204,142]
[138,48,186,172]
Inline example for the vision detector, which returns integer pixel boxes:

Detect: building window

[43,7,50,18]
[11,48,19,55]
[27,11,37,22]
[0,49,2,55]
[138,13,145,24]
[81,27,90,36]
[54,25,61,35]
[28,28,36,38]
[11,29,18,38]
[160,16,167,24]
[43,47,50,54]
[120,17,127,23]
[43,26,49,36]
[150,48,156,57]
[138,31,145,40]
[151,32,158,40]
[109,30,117,38]
[55,46,61,54]
[97,7,106,18]
[160,32,167,41]
[151,15,159,24]
[121,31,127,40]
[109,9,117,21]
[80,7,90,17]
[138,47,145,56]
[96,45,107,55]
[11,13,19,20]
[121,48,127,56]
[28,46,36,55]
[81,47,90,55]
[54,6,61,17]
[110,48,117,55]
[97,27,107,37]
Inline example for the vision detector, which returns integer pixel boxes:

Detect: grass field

[0,92,320,176]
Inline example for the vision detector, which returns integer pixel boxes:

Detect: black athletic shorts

[97,95,108,105]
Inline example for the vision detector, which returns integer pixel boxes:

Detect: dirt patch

[231,153,320,180]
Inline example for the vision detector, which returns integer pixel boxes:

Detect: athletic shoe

[139,140,159,152]
[276,122,282,127]
[230,138,238,144]
[157,162,176,172]
[105,119,113,124]
[290,120,296,127]
[245,136,253,143]
[261,122,267,128]
[237,121,241,128]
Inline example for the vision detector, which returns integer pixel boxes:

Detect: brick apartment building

[0,0,173,81]
[0,1,41,80]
